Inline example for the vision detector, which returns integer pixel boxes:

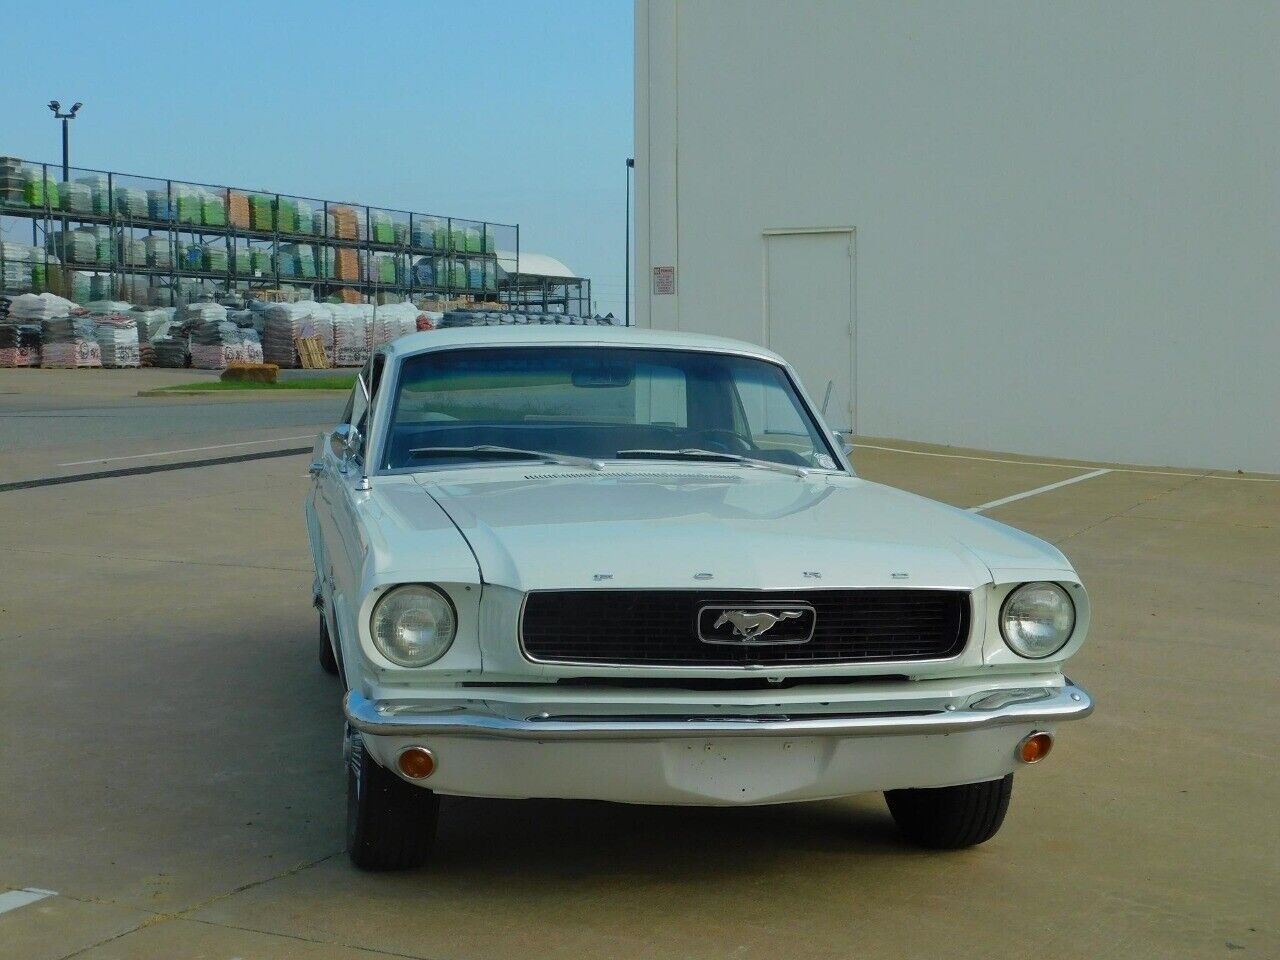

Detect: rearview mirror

[831,429,854,458]
[571,364,633,388]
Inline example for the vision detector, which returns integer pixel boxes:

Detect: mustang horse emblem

[713,609,804,641]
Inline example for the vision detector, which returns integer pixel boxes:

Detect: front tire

[346,733,440,871]
[318,613,338,676]
[884,774,1013,849]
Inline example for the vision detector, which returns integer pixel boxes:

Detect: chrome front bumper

[344,681,1093,741]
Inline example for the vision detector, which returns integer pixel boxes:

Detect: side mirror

[831,429,854,458]
[331,424,362,473]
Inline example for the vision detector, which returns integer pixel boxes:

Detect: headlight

[1000,582,1075,659]
[370,585,457,666]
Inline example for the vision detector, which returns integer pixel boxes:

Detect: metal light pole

[624,157,634,326]
[47,101,83,181]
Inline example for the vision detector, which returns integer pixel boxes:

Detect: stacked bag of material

[202,242,228,273]
[175,186,202,224]
[114,187,148,219]
[92,226,112,263]
[335,247,359,281]
[1,156,26,204]
[151,331,188,367]
[329,302,372,366]
[201,191,226,227]
[250,194,273,231]
[275,197,298,234]
[293,244,317,279]
[20,166,59,208]
[276,247,297,278]
[40,314,101,368]
[134,307,176,342]
[77,175,110,215]
[411,217,440,250]
[294,200,314,235]
[410,255,435,287]
[330,205,359,240]
[89,273,112,302]
[370,211,394,244]
[147,189,174,221]
[144,234,172,268]
[261,301,333,367]
[228,191,251,228]
[190,317,261,368]
[1,241,34,292]
[9,292,78,323]
[50,228,97,265]
[93,313,141,368]
[0,322,41,367]
[60,180,93,214]
[369,252,397,286]
[370,301,420,348]
[119,235,147,268]
[437,310,619,329]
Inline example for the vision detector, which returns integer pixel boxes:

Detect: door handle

[308,461,324,477]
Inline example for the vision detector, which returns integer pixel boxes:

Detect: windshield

[379,346,841,472]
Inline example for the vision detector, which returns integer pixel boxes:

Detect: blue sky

[0,0,634,316]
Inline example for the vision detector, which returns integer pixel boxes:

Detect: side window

[350,354,386,462]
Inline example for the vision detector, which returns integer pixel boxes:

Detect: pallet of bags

[0,323,41,367]
[93,313,141,368]
[8,292,78,323]
[1,250,32,293]
[175,186,202,224]
[370,301,419,348]
[0,325,37,366]
[190,319,248,369]
[151,333,188,368]
[330,205,359,240]
[329,302,371,366]
[41,315,101,368]
[227,191,251,229]
[77,175,110,215]
[114,187,148,219]
[262,301,333,368]
[201,191,226,227]
[133,307,176,342]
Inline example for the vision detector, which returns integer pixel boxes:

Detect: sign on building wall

[652,266,676,295]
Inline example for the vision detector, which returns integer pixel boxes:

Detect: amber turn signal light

[1018,731,1054,763]
[397,746,437,779]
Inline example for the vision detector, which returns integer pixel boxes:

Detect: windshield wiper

[408,445,604,470]
[614,448,810,477]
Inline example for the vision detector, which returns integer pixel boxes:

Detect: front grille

[521,589,970,666]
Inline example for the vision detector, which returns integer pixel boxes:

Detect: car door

[314,355,385,659]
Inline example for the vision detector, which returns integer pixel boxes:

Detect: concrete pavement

[0,374,1276,959]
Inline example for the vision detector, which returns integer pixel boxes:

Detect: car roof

[384,324,787,364]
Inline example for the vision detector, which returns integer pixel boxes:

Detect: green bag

[275,197,297,234]
[250,194,274,231]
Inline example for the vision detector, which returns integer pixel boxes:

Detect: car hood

[410,466,1072,592]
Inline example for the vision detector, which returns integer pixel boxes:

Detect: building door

[764,229,855,432]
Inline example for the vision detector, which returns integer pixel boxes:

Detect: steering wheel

[694,429,754,456]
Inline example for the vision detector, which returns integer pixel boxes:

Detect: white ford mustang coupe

[306,326,1093,870]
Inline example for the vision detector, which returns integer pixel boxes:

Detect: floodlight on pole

[48,99,83,181]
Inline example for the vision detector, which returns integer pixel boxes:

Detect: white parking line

[0,888,56,916]
[853,443,1280,482]
[968,469,1113,513]
[59,435,316,467]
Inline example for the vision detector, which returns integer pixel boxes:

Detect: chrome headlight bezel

[369,583,458,667]
[999,581,1076,659]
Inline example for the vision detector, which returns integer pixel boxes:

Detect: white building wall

[634,0,1280,473]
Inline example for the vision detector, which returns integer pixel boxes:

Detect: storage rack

[0,157,519,307]
[498,273,593,316]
